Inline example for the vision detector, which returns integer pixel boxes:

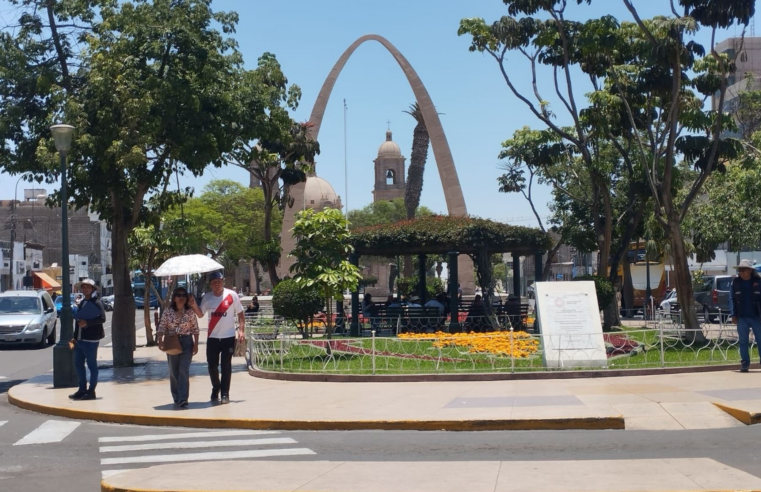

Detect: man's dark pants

[737,317,761,368]
[206,336,235,396]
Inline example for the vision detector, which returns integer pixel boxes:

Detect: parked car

[134,294,159,309]
[693,275,733,323]
[102,294,114,311]
[0,290,58,348]
[659,288,677,314]
[54,294,80,318]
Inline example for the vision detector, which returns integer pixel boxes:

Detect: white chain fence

[244,313,757,375]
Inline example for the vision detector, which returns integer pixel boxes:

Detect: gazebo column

[418,254,427,304]
[448,251,460,333]
[512,254,521,298]
[350,253,361,337]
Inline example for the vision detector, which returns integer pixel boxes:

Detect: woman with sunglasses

[157,288,199,407]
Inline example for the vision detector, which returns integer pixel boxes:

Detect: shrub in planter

[396,275,445,299]
[272,279,323,338]
[573,275,614,310]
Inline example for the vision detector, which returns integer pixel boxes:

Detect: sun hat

[208,271,224,281]
[74,278,98,291]
[734,259,756,270]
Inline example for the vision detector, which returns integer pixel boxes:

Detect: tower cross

[386,119,391,130]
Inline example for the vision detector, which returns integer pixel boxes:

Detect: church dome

[378,130,402,158]
[303,175,342,210]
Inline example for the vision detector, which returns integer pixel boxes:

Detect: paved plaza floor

[8,318,761,492]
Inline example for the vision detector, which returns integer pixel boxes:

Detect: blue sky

[1,0,748,226]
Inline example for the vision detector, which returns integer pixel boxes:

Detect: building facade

[0,192,111,290]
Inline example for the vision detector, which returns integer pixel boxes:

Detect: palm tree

[403,102,432,220]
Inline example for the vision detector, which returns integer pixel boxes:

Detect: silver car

[0,290,57,348]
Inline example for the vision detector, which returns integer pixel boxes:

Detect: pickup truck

[693,275,733,323]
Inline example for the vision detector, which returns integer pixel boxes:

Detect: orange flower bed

[398,331,539,358]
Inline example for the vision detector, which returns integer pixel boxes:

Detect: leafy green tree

[0,0,297,366]
[733,74,761,141]
[458,3,650,330]
[289,208,361,339]
[166,180,271,262]
[272,279,323,339]
[686,145,761,254]
[347,198,433,228]
[459,0,749,334]
[128,217,191,346]
[222,59,320,288]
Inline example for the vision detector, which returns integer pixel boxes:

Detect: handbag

[233,335,246,357]
[161,333,183,355]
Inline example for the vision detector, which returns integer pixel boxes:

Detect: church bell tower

[373,130,406,202]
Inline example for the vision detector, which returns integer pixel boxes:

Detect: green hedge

[272,279,323,327]
[573,275,614,309]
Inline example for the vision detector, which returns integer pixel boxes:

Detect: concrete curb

[713,402,761,425]
[7,386,624,432]
[100,485,761,492]
[249,363,747,383]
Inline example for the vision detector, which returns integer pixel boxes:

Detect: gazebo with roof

[347,215,552,335]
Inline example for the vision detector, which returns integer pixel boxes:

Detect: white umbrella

[153,254,223,277]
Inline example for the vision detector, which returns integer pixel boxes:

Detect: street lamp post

[51,124,77,388]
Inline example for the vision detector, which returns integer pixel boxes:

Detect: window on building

[386,169,395,185]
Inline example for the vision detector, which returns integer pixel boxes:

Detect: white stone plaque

[535,281,607,368]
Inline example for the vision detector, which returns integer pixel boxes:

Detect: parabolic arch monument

[279,34,475,293]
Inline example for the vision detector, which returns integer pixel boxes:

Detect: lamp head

[49,124,75,153]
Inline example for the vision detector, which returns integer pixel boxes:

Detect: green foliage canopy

[347,198,434,229]
[164,179,273,263]
[350,215,550,257]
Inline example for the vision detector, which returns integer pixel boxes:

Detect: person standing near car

[69,279,106,400]
[189,271,244,404]
[730,259,761,373]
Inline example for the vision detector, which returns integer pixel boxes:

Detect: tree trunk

[143,279,155,346]
[403,256,414,278]
[111,217,136,367]
[262,179,280,287]
[668,219,707,343]
[404,112,430,220]
[605,252,623,330]
[249,260,260,295]
[622,254,635,318]
[542,242,563,281]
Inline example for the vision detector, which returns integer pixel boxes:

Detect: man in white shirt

[190,271,244,404]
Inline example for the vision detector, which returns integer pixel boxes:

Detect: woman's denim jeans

[167,335,194,403]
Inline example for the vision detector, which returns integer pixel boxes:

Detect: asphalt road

[1,311,761,491]
[0,309,147,385]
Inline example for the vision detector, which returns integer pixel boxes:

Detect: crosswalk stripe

[0,421,7,428]
[14,420,80,446]
[98,429,278,443]
[100,437,297,453]
[101,447,316,466]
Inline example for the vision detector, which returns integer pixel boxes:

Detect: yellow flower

[398,331,539,358]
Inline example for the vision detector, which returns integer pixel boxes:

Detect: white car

[0,290,57,348]
[659,289,678,314]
